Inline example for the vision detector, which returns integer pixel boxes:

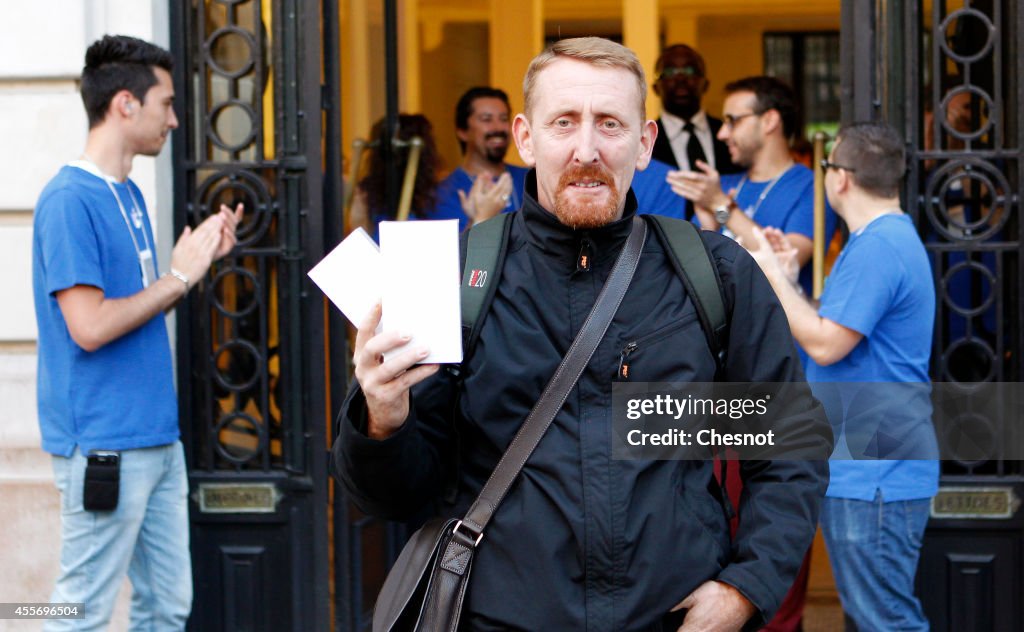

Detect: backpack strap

[646,214,735,521]
[644,214,729,370]
[458,213,514,367]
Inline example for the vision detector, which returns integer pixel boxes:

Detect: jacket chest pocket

[614,313,716,383]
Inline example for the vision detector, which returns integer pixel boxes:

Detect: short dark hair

[454,86,510,152]
[81,35,173,128]
[654,44,706,77]
[723,76,799,140]
[833,122,906,198]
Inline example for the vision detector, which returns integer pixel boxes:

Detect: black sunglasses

[820,159,856,173]
[657,66,703,81]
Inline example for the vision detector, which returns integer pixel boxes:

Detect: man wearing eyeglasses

[667,76,837,298]
[667,75,839,632]
[747,122,938,632]
[651,44,738,219]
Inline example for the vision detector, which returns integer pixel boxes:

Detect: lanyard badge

[139,248,156,288]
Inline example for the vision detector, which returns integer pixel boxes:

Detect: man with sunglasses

[667,76,837,298]
[651,44,738,219]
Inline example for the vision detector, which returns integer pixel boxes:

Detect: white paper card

[306,227,382,328]
[379,220,463,364]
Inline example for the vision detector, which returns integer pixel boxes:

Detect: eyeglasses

[820,159,857,173]
[722,112,759,129]
[657,66,702,81]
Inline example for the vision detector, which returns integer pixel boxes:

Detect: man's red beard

[553,165,621,229]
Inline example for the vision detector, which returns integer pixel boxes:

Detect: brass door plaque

[197,483,281,514]
[931,487,1020,520]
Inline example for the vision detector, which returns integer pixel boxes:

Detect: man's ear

[455,126,469,144]
[836,167,853,195]
[512,113,536,167]
[113,90,136,119]
[635,119,658,170]
[760,108,782,135]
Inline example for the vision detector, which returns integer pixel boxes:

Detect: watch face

[715,206,730,225]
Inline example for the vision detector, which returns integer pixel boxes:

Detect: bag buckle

[452,520,484,547]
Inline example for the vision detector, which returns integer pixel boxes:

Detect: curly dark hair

[359,114,441,220]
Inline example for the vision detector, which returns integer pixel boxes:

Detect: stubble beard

[553,165,621,230]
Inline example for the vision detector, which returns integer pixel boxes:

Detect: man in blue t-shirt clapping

[665,76,837,297]
[427,86,529,230]
[32,35,242,629]
[748,122,938,632]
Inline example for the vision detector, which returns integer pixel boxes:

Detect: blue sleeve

[37,190,105,295]
[633,159,685,219]
[818,235,897,336]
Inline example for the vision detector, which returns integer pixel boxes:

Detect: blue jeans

[821,492,931,631]
[46,442,192,631]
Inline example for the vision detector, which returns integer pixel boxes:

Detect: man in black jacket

[333,37,830,632]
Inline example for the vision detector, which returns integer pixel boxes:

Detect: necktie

[684,120,708,171]
[682,121,708,220]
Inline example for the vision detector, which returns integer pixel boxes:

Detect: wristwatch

[713,199,737,228]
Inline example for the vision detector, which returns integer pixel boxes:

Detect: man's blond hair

[522,37,647,119]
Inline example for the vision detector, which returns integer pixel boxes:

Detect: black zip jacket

[333,177,831,631]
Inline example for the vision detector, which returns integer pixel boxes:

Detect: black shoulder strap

[459,213,514,363]
[644,214,729,369]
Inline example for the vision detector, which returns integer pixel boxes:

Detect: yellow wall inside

[340,0,841,178]
[695,12,840,119]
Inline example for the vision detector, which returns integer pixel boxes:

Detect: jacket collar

[518,169,638,267]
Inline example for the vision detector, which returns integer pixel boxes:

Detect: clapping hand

[458,172,513,225]
[214,202,244,259]
[745,227,799,286]
[665,160,729,210]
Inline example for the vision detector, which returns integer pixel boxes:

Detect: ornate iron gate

[843,1,1023,629]
[170,0,330,629]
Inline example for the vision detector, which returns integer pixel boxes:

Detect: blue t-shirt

[807,214,939,501]
[427,165,529,231]
[633,158,686,219]
[721,164,837,295]
[32,165,179,457]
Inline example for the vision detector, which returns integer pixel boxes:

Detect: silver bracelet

[167,268,190,294]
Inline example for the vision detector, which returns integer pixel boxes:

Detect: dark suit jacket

[653,114,740,175]
[652,114,741,219]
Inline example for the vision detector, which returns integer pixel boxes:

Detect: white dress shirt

[660,109,716,171]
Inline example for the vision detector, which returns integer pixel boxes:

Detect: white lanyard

[69,159,155,286]
[733,163,794,220]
